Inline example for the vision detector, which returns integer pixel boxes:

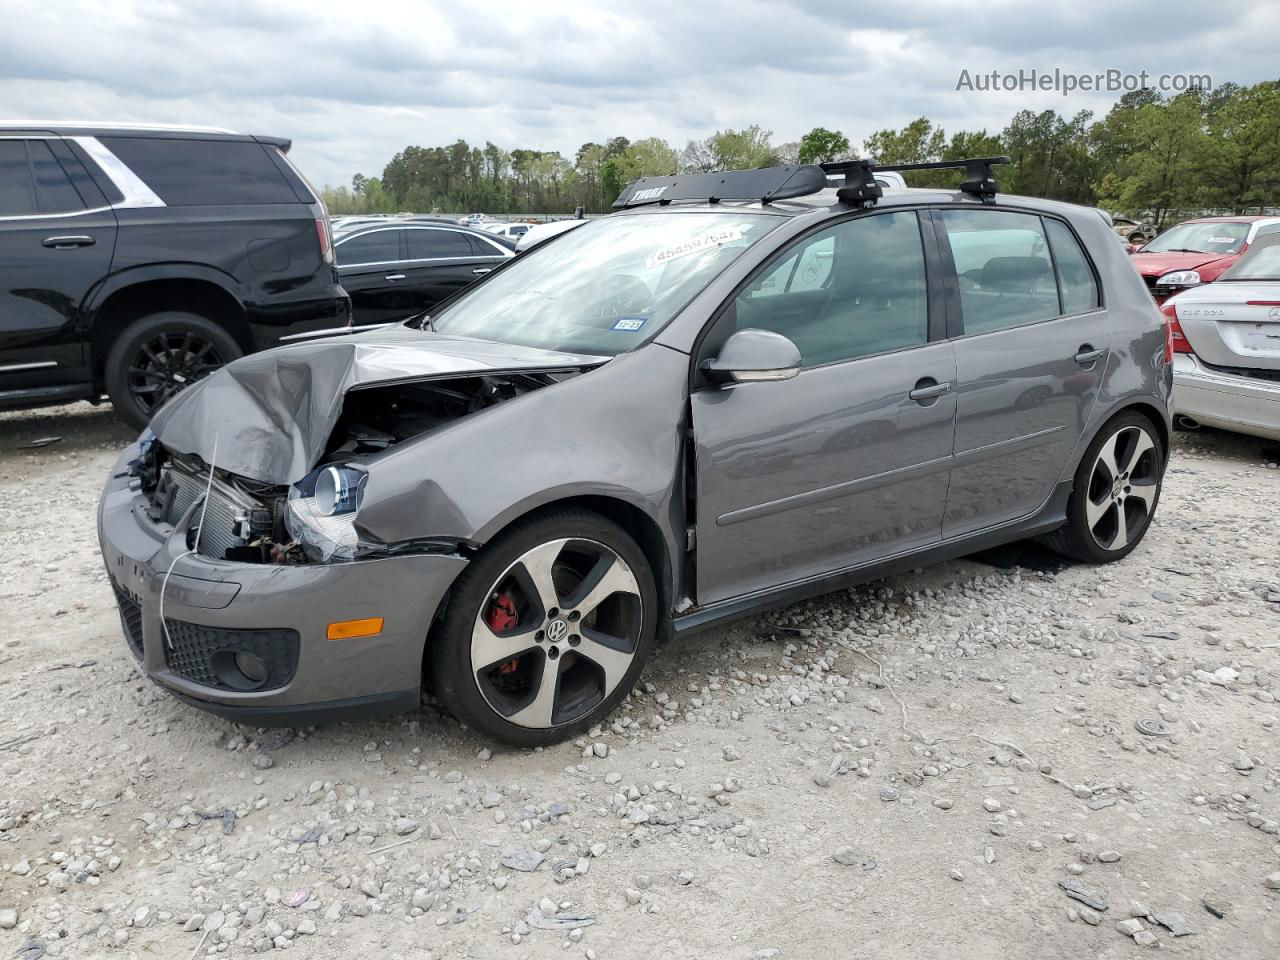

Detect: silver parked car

[1166,235,1280,440]
[99,159,1173,745]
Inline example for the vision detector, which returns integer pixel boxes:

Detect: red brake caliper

[486,593,520,673]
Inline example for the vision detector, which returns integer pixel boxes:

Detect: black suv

[0,124,349,428]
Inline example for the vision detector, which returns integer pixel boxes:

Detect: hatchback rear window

[100,137,300,206]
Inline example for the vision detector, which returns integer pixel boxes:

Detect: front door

[335,227,417,326]
[401,227,505,314]
[932,208,1112,536]
[691,210,957,604]
[0,137,116,388]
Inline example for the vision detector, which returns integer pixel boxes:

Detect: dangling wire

[160,434,218,650]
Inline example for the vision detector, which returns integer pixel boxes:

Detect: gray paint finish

[98,182,1172,721]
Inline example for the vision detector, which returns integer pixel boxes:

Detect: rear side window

[407,229,476,260]
[1044,218,1099,314]
[0,140,85,216]
[937,209,1058,335]
[29,141,85,214]
[0,140,37,215]
[100,137,300,205]
[336,230,402,266]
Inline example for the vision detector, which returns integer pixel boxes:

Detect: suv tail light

[316,218,333,265]
[1160,302,1192,361]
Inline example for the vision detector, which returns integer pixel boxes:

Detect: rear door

[0,136,116,389]
[335,228,413,326]
[691,209,957,604]
[934,208,1110,536]
[402,227,508,313]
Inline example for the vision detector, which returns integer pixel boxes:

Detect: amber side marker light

[327,618,385,640]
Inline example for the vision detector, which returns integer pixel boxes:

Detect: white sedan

[1165,237,1280,440]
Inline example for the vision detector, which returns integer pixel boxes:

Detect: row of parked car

[0,122,1276,444]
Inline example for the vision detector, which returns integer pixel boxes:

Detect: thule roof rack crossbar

[612,165,828,208]
[873,156,1011,202]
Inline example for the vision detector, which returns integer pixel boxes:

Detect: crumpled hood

[1131,250,1234,277]
[149,325,607,485]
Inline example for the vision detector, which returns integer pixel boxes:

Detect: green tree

[798,127,850,164]
[1196,81,1280,213]
[1094,94,1204,227]
[862,118,945,165]
[708,126,776,169]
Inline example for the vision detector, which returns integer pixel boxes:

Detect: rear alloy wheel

[1043,412,1164,563]
[432,510,657,746]
[104,311,242,430]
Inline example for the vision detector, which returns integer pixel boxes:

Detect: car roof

[0,122,290,150]
[606,185,1095,222]
[1180,215,1277,224]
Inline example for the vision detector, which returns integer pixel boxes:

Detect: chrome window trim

[335,224,513,268]
[70,136,165,210]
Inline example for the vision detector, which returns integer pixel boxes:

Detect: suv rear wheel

[431,508,658,746]
[104,311,242,430]
[1043,411,1164,563]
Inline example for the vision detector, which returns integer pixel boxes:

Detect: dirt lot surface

[1,402,1278,960]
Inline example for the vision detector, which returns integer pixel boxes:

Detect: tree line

[321,81,1280,227]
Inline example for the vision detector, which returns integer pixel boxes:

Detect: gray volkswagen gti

[99,159,1173,746]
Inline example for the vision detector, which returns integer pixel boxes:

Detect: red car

[1130,215,1280,302]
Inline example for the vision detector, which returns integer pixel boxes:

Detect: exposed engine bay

[137,373,563,565]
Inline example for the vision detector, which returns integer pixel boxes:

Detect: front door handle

[472,267,493,275]
[909,379,952,403]
[384,273,406,281]
[43,235,95,249]
[1074,345,1104,365]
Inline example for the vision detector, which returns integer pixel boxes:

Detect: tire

[1042,411,1164,563]
[431,508,658,747]
[104,311,243,431]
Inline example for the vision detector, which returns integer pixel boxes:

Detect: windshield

[1141,221,1249,255]
[431,212,781,355]
[1221,242,1280,281]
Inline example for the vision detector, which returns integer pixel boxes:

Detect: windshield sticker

[612,317,647,332]
[1208,237,1236,243]
[645,226,744,269]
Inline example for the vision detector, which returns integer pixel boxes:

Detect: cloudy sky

[2,0,1276,188]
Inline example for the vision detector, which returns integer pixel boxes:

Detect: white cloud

[1,0,1276,187]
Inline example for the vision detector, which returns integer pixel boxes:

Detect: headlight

[285,464,368,561]
[1157,270,1201,287]
[315,465,365,516]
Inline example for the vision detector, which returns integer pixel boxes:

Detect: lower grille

[162,619,299,692]
[112,581,144,659]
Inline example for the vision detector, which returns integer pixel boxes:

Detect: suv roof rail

[612,165,828,208]
[6,121,242,134]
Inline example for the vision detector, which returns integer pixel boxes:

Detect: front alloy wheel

[432,509,657,746]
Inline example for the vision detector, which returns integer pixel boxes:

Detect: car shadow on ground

[0,400,134,455]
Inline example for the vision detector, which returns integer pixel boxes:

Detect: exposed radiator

[158,461,260,559]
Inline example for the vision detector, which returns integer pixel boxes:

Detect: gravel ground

[1,401,1278,960]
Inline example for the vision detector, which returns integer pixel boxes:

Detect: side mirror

[702,328,802,385]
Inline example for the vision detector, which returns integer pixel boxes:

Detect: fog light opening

[211,649,271,691]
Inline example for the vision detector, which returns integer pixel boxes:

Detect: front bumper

[97,445,468,724]
[1173,354,1280,441]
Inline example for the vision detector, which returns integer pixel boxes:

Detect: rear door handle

[1074,345,1104,365]
[472,267,493,275]
[43,235,94,249]
[909,379,952,402]
[384,273,406,281]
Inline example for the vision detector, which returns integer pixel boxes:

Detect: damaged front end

[136,370,578,566]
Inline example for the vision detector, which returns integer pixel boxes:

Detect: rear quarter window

[100,137,301,205]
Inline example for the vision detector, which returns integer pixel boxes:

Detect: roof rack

[612,155,1012,210]
[872,156,1011,203]
[612,165,828,208]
